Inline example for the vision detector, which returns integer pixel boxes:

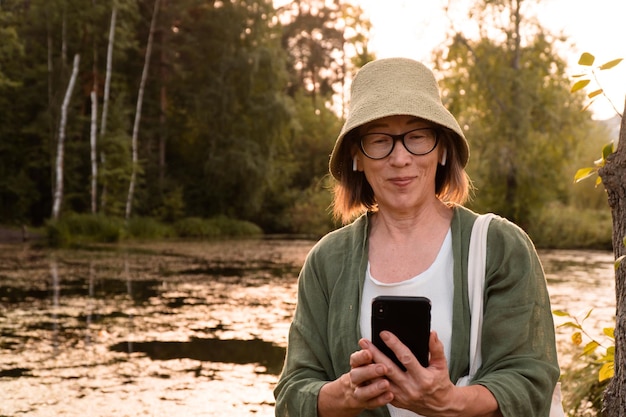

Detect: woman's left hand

[359,331,500,416]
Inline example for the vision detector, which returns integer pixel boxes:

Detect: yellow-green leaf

[606,346,615,357]
[582,340,599,355]
[572,331,583,345]
[595,175,603,187]
[571,73,588,78]
[574,167,597,183]
[578,52,595,66]
[604,327,615,338]
[552,310,571,317]
[588,89,603,99]
[599,58,623,70]
[559,321,582,330]
[602,142,615,159]
[599,362,614,381]
[616,255,625,271]
[571,79,591,92]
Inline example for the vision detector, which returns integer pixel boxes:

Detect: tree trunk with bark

[125,0,160,221]
[90,90,98,214]
[601,97,626,416]
[51,54,80,220]
[100,5,116,138]
[99,5,117,213]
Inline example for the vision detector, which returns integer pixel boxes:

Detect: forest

[0,0,617,247]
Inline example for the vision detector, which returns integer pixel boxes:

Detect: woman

[274,57,559,417]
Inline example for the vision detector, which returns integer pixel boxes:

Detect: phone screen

[371,295,431,370]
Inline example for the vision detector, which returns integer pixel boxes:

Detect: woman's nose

[388,138,412,165]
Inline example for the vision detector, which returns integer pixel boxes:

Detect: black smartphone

[371,295,431,371]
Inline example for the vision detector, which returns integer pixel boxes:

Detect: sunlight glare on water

[0,240,616,416]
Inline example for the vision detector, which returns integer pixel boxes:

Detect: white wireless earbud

[353,156,358,171]
[440,148,447,166]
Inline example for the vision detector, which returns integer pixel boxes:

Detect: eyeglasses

[359,128,439,160]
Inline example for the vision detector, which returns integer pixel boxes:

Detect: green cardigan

[274,205,559,417]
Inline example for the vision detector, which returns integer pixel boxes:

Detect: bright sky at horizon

[355,0,626,120]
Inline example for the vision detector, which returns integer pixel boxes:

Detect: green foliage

[126,216,173,240]
[0,9,24,89]
[288,176,336,237]
[173,216,262,239]
[575,142,615,187]
[527,202,612,250]
[151,186,186,223]
[46,213,125,247]
[165,0,293,221]
[436,9,599,229]
[46,213,261,246]
[174,217,220,239]
[98,88,134,218]
[0,0,370,234]
[554,309,614,416]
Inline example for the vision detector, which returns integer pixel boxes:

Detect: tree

[51,53,80,220]
[571,53,626,416]
[601,97,626,415]
[164,0,292,222]
[278,0,370,112]
[125,0,160,220]
[434,0,597,229]
[0,5,33,224]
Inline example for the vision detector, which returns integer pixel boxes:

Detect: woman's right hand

[317,346,394,417]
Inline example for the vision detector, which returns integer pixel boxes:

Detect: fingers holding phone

[362,330,458,414]
[346,344,394,409]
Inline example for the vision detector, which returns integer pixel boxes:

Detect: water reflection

[110,338,286,375]
[0,240,616,417]
[50,256,60,355]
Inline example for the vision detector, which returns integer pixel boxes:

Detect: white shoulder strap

[465,213,496,381]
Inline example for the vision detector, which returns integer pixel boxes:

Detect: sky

[355,0,626,120]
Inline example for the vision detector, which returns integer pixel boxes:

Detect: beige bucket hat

[329,57,469,180]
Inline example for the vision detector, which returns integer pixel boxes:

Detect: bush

[208,215,263,237]
[45,214,262,246]
[127,216,173,239]
[46,220,71,247]
[288,180,335,237]
[173,215,262,239]
[46,213,125,247]
[527,203,613,250]
[173,217,221,238]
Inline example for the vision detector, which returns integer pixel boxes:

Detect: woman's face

[355,115,443,215]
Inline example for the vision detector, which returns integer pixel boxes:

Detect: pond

[0,239,616,416]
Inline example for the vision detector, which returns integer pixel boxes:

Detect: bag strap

[466,213,496,380]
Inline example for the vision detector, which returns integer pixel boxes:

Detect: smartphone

[371,295,431,371]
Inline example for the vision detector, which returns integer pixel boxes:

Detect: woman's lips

[388,176,414,186]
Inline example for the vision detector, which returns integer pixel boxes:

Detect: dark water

[0,240,616,416]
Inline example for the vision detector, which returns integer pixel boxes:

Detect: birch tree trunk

[158,0,167,190]
[100,4,117,213]
[125,0,160,221]
[100,4,117,138]
[601,96,626,416]
[51,54,80,220]
[90,90,98,214]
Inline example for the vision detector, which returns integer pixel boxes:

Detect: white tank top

[359,229,454,417]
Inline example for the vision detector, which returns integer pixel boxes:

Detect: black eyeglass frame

[358,128,439,160]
